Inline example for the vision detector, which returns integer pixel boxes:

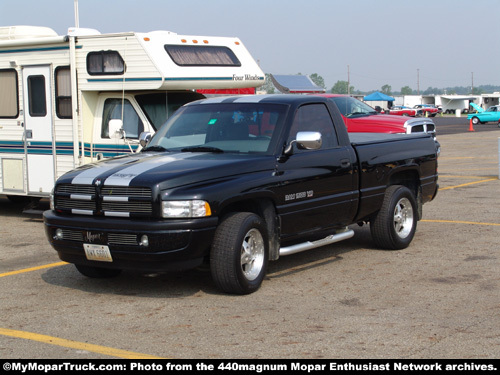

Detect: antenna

[74,0,80,28]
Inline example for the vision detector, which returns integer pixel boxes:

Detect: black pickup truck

[44,95,438,294]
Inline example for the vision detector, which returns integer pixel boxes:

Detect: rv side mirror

[109,119,124,139]
[139,132,152,147]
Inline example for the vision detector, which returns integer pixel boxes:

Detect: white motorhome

[0,26,264,200]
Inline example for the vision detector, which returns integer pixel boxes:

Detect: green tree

[260,73,276,94]
[309,73,326,89]
[401,86,413,95]
[331,80,354,94]
[381,84,392,95]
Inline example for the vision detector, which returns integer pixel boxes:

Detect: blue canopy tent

[363,91,395,102]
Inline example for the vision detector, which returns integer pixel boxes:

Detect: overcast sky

[2,0,499,92]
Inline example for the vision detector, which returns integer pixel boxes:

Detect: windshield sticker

[208,119,218,125]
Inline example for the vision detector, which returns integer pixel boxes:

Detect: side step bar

[279,228,355,257]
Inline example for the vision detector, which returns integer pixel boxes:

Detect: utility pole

[471,72,474,94]
[417,69,420,95]
[347,65,350,95]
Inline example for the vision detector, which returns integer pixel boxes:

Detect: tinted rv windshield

[144,103,287,155]
[135,92,205,130]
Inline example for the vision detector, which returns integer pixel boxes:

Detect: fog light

[140,235,149,247]
[55,228,63,240]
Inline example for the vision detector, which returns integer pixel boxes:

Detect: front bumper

[43,210,218,272]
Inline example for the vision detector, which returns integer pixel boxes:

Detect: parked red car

[315,94,436,140]
[388,105,422,117]
[414,104,439,117]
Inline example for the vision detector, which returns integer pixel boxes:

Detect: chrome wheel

[393,197,414,239]
[241,228,265,281]
[211,212,269,294]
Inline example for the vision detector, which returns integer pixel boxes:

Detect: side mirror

[109,119,124,139]
[283,131,322,155]
[139,132,152,147]
[296,131,322,150]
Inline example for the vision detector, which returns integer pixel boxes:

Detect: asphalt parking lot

[0,124,499,359]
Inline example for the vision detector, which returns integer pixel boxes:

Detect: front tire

[370,185,418,250]
[210,212,268,294]
[471,117,481,125]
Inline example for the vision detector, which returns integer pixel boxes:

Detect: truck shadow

[267,225,374,279]
[41,264,215,298]
[40,225,377,298]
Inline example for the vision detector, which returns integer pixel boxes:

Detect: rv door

[22,65,55,195]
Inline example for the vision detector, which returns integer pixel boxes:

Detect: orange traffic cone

[468,118,475,132]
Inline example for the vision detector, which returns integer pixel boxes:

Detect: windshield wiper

[346,111,371,117]
[181,146,224,153]
[142,145,169,152]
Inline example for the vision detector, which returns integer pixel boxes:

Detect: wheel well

[390,170,419,196]
[389,170,423,219]
[219,199,280,261]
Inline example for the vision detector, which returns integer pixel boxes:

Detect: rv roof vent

[67,27,101,36]
[0,26,58,40]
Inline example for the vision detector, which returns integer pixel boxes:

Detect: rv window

[28,75,47,117]
[87,51,125,75]
[0,69,19,118]
[55,67,72,118]
[102,99,144,139]
[165,45,241,67]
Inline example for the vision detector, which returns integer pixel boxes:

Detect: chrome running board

[279,228,354,257]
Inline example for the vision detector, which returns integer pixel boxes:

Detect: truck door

[22,65,55,195]
[276,103,357,239]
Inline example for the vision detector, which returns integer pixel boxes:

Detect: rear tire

[370,185,417,250]
[210,212,268,294]
[75,264,122,278]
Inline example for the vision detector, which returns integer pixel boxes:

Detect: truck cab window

[102,99,144,139]
[288,103,339,150]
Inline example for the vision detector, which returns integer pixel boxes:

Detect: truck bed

[348,132,431,145]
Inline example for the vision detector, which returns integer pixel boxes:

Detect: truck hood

[344,114,408,133]
[59,151,274,190]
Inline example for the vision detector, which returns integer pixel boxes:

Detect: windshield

[329,96,377,117]
[144,102,287,155]
[135,92,205,130]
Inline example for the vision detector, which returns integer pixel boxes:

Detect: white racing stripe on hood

[104,153,196,186]
[71,157,142,185]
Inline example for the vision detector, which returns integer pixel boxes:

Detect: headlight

[50,188,55,211]
[161,200,211,218]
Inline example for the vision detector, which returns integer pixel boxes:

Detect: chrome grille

[108,233,138,245]
[60,229,84,242]
[102,201,152,213]
[54,184,153,217]
[101,186,151,198]
[56,197,97,211]
[56,184,95,195]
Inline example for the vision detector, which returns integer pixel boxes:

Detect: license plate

[83,244,113,262]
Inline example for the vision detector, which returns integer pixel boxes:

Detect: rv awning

[271,74,326,94]
[363,91,395,101]
[441,95,476,100]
